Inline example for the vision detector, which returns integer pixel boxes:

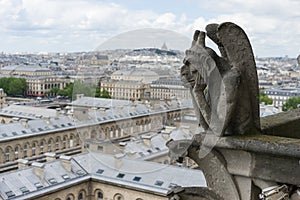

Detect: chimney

[56,108,61,116]
[12,117,20,122]
[44,152,56,162]
[32,162,45,180]
[161,130,171,140]
[20,119,28,128]
[131,104,137,111]
[76,94,84,100]
[17,159,29,169]
[126,150,137,159]
[141,135,152,147]
[73,107,89,121]
[60,155,72,172]
[114,153,125,169]
[35,115,43,119]
[43,116,50,124]
[99,108,106,114]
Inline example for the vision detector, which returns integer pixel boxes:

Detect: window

[116,173,125,178]
[168,183,178,188]
[78,192,83,200]
[97,191,103,200]
[63,137,66,149]
[40,142,44,154]
[20,186,29,194]
[34,182,43,189]
[70,135,73,148]
[5,191,15,198]
[62,174,70,180]
[154,180,164,186]
[55,138,59,150]
[5,148,10,162]
[14,147,19,160]
[97,145,103,151]
[48,178,57,185]
[23,145,27,158]
[96,169,104,174]
[48,140,52,152]
[114,194,123,200]
[32,143,36,156]
[133,176,141,182]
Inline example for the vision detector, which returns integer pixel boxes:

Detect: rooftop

[0,152,207,199]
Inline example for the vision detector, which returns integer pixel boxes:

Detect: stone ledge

[213,134,300,158]
[261,108,300,139]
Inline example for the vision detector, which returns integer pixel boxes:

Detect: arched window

[14,146,19,160]
[113,193,124,200]
[5,147,10,162]
[78,192,83,200]
[66,193,75,200]
[48,139,52,152]
[32,143,36,156]
[55,138,59,150]
[63,136,66,149]
[70,135,74,148]
[23,144,28,158]
[78,190,86,200]
[40,141,44,154]
[97,191,103,200]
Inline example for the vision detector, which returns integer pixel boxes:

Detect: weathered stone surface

[261,108,300,138]
[168,186,223,200]
[181,22,260,136]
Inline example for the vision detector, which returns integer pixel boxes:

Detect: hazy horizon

[0,0,299,57]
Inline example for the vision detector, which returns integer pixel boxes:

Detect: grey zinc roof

[75,152,206,192]
[0,105,56,119]
[0,99,189,142]
[0,152,206,199]
[123,126,194,160]
[1,65,52,72]
[0,158,86,200]
[112,68,158,77]
[70,97,132,108]
[0,116,75,141]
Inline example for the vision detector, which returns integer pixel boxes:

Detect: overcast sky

[0,0,299,57]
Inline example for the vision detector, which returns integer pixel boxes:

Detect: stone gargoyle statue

[167,22,262,200]
[181,22,260,136]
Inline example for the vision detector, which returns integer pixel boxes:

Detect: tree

[0,77,27,96]
[46,87,60,96]
[99,89,111,99]
[259,92,273,105]
[282,97,300,111]
[57,81,94,100]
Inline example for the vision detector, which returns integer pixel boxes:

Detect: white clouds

[0,0,299,56]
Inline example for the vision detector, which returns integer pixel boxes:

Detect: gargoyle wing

[217,22,260,132]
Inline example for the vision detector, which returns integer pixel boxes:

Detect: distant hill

[95,28,191,51]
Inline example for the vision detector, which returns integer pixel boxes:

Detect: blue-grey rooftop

[0,152,207,199]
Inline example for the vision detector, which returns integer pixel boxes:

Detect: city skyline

[0,0,299,57]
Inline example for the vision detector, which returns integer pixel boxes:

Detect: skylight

[133,176,141,182]
[34,182,43,189]
[76,170,85,176]
[154,180,164,186]
[96,169,104,174]
[48,178,57,185]
[5,191,15,198]
[20,186,30,194]
[116,173,125,178]
[62,174,70,180]
[168,183,178,188]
